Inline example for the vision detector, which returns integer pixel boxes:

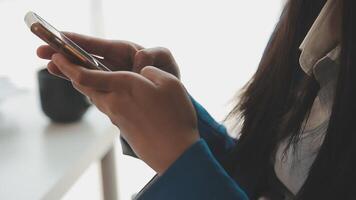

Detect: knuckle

[156,47,172,55]
[128,42,142,51]
[135,49,154,61]
[155,47,173,60]
[140,66,155,75]
[160,77,182,90]
[118,72,134,83]
[74,70,87,85]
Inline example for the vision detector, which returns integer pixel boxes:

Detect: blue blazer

[120,97,249,200]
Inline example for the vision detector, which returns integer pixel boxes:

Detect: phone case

[25,11,110,71]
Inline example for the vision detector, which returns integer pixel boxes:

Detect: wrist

[155,133,200,175]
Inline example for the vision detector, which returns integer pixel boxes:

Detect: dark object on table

[37,68,91,123]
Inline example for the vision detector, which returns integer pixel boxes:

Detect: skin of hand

[37,32,181,78]
[38,34,200,174]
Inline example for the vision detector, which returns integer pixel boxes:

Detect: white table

[0,93,119,200]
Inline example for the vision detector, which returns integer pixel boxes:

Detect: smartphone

[24,11,110,71]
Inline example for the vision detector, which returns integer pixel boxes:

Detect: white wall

[102,0,282,121]
[0,0,281,199]
[0,0,281,121]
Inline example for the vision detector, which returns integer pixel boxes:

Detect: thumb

[140,66,177,86]
[133,47,180,78]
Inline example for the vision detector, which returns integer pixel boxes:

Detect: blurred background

[0,0,281,199]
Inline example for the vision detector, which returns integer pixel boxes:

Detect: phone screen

[25,11,110,71]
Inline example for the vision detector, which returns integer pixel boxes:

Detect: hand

[37,32,180,78]
[51,53,199,174]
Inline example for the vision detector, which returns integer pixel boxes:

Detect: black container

[37,68,91,123]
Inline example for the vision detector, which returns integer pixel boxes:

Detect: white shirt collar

[274,3,343,192]
[299,0,342,77]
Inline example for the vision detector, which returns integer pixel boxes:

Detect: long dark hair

[226,0,356,199]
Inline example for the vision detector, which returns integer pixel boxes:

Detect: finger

[36,33,124,59]
[72,82,109,114]
[37,45,56,59]
[47,61,68,79]
[65,33,141,72]
[37,40,119,70]
[63,32,144,56]
[52,53,113,91]
[72,81,105,98]
[140,66,177,86]
[133,47,180,77]
[52,53,139,93]
[62,32,114,55]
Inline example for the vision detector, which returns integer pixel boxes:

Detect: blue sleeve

[136,139,248,200]
[121,96,236,162]
[190,97,236,162]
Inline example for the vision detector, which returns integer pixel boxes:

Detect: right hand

[50,54,200,174]
[37,32,181,78]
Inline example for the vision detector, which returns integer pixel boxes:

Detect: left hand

[37,32,180,79]
[51,53,200,174]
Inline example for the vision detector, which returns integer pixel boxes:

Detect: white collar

[274,3,343,191]
[299,0,342,76]
[298,0,342,133]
